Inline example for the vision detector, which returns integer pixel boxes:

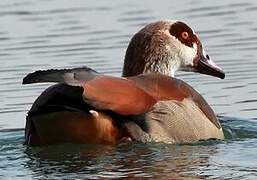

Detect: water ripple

[1,0,257,178]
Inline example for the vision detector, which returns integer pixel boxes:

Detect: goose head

[122,20,225,79]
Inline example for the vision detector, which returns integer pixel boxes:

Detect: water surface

[1,0,257,179]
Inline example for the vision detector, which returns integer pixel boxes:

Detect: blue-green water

[1,0,257,179]
[1,117,257,179]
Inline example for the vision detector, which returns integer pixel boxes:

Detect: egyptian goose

[23,20,225,146]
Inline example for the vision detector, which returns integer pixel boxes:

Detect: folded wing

[22,67,157,115]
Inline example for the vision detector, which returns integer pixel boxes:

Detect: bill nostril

[206,54,210,60]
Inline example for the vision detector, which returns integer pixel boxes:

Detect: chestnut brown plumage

[23,20,225,146]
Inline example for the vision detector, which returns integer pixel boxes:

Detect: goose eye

[181,31,189,39]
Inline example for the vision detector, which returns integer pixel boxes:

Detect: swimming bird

[23,20,225,146]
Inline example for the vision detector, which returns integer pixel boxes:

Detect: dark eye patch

[169,21,195,47]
